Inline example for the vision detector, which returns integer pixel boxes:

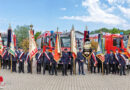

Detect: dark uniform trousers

[62,64,68,75]
[78,62,84,74]
[2,59,7,69]
[12,61,17,72]
[97,60,102,73]
[19,61,24,73]
[43,62,51,74]
[37,63,41,73]
[104,63,109,74]
[90,63,96,73]
[51,63,57,75]
[27,61,31,73]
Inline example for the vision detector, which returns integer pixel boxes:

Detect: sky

[0,0,130,33]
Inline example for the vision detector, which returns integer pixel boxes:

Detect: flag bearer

[90,48,98,73]
[36,49,42,74]
[104,50,109,75]
[61,48,69,76]
[26,49,31,73]
[69,52,73,75]
[109,50,114,74]
[119,50,127,76]
[114,49,120,74]
[50,48,57,75]
[43,47,51,75]
[77,48,85,75]
[2,47,8,69]
[18,48,25,73]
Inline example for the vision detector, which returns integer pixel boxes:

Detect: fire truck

[90,33,129,53]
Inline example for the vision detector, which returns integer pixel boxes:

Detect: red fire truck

[90,33,129,56]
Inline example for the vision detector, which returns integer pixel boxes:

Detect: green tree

[14,25,30,47]
[110,28,119,34]
[34,31,41,41]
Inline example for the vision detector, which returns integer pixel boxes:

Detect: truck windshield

[61,37,70,47]
[113,38,121,48]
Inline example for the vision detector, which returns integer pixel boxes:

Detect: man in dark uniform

[50,48,57,75]
[36,49,42,74]
[90,48,98,73]
[114,49,120,74]
[69,52,73,75]
[61,48,69,76]
[109,50,114,74]
[2,47,8,69]
[104,50,109,75]
[43,47,51,75]
[77,48,85,75]
[9,52,17,72]
[119,50,127,76]
[25,49,31,73]
[18,48,25,73]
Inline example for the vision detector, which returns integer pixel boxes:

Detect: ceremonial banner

[54,32,61,62]
[96,34,105,62]
[8,32,15,57]
[29,30,38,60]
[0,33,3,56]
[70,26,77,59]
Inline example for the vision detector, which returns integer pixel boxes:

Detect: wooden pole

[11,55,12,73]
[30,59,32,74]
[88,58,90,71]
[73,58,76,75]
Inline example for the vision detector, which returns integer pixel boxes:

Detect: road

[0,64,130,90]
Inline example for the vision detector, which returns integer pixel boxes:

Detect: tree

[14,25,30,47]
[110,28,119,34]
[20,38,29,52]
[34,31,41,41]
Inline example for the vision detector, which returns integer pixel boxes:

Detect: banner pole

[73,58,76,75]
[31,59,32,74]
[11,55,12,73]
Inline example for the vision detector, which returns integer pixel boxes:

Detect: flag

[126,34,130,58]
[96,34,105,62]
[29,30,38,60]
[8,31,15,57]
[70,26,77,59]
[0,33,3,56]
[54,32,61,62]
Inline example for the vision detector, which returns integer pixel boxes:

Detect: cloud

[118,6,130,18]
[60,8,67,11]
[61,0,126,25]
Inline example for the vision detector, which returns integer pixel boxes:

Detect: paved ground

[0,64,130,90]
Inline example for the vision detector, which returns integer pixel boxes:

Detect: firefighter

[2,47,8,69]
[18,48,25,73]
[109,50,114,74]
[61,48,69,76]
[104,50,109,75]
[77,48,85,75]
[36,49,42,74]
[114,49,120,74]
[25,49,31,73]
[50,48,57,75]
[43,47,51,75]
[119,50,127,76]
[90,48,97,73]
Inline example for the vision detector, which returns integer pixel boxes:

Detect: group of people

[0,47,129,76]
[90,49,129,76]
